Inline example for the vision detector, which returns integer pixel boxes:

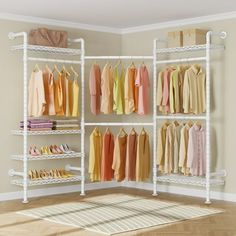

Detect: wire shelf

[11,129,81,135]
[11,44,82,55]
[12,175,82,186]
[11,152,82,161]
[156,44,225,54]
[156,175,225,187]
[156,115,207,120]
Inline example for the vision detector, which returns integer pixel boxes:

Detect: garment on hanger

[54,73,64,116]
[113,64,125,114]
[28,70,46,117]
[183,64,206,114]
[157,122,169,172]
[136,128,150,181]
[101,128,114,181]
[61,70,68,115]
[126,128,138,181]
[71,79,80,117]
[135,65,150,115]
[43,69,56,116]
[187,124,206,176]
[101,63,114,114]
[89,127,102,182]
[179,123,192,175]
[112,129,127,182]
[89,64,101,115]
[124,65,138,114]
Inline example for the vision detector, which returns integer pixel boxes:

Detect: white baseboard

[1,181,236,203]
[121,182,236,202]
[0,182,120,202]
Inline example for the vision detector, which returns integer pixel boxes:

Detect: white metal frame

[153,31,227,204]
[8,32,85,203]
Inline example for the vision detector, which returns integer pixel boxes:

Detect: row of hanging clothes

[157,64,206,115]
[89,127,150,182]
[89,61,150,116]
[28,64,80,117]
[157,121,206,176]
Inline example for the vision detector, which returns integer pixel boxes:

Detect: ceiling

[1,0,236,30]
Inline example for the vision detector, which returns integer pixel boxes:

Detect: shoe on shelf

[49,145,58,154]
[54,145,63,154]
[41,146,47,155]
[29,146,40,156]
[60,144,74,154]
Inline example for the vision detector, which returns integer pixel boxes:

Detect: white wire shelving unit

[153,31,227,204]
[8,32,85,203]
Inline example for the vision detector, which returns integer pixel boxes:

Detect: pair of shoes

[28,169,41,180]
[29,146,41,156]
[50,145,63,154]
[60,144,74,154]
[41,146,52,155]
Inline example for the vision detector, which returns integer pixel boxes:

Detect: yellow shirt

[72,79,80,117]
[169,68,180,113]
[89,128,102,182]
[156,71,164,113]
[113,66,125,114]
[183,65,205,114]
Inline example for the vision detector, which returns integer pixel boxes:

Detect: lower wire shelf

[156,174,225,187]
[11,129,81,135]
[11,152,82,161]
[12,175,82,186]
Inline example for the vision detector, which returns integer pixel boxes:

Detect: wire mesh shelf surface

[12,175,82,186]
[156,174,225,186]
[11,44,82,55]
[11,129,81,135]
[11,152,82,161]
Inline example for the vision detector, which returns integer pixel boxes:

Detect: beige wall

[0,19,121,193]
[0,17,235,196]
[122,18,236,194]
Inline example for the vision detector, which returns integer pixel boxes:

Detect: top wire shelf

[155,44,225,54]
[11,44,82,56]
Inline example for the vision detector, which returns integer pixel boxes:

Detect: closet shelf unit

[8,32,85,203]
[153,31,227,204]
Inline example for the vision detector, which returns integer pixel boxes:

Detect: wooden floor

[0,187,236,236]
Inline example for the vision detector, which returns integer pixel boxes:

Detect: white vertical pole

[205,31,212,204]
[80,39,85,196]
[152,39,158,196]
[22,32,28,203]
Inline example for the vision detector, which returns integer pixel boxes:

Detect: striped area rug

[18,194,222,235]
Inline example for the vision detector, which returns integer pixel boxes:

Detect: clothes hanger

[62,65,71,76]
[33,64,40,72]
[70,65,79,77]
[53,64,62,75]
[129,61,135,68]
[141,127,146,135]
[105,127,110,134]
[119,128,127,136]
[45,64,51,72]
[130,127,136,135]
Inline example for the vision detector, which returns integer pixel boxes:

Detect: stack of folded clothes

[53,119,80,130]
[20,119,53,131]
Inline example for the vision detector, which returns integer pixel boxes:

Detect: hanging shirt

[28,70,46,117]
[183,65,206,114]
[113,65,125,114]
[61,71,68,115]
[157,70,165,113]
[65,77,71,117]
[71,79,80,117]
[101,63,114,114]
[179,123,192,175]
[124,66,138,114]
[126,129,138,181]
[136,129,150,182]
[89,64,101,115]
[54,73,64,116]
[68,78,74,116]
[89,128,103,182]
[157,122,169,173]
[135,65,150,115]
[101,130,114,181]
[112,133,127,182]
[43,70,55,116]
[187,124,206,176]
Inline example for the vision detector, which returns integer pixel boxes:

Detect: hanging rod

[156,57,206,65]
[84,56,153,60]
[28,57,82,64]
[85,122,153,126]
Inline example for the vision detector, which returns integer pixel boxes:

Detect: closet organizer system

[8,31,227,204]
